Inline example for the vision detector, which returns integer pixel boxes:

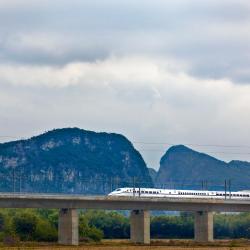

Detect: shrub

[12,212,37,241]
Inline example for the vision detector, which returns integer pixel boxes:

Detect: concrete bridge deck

[1,193,250,245]
[0,193,249,212]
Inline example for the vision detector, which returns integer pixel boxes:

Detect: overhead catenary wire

[133,141,250,149]
[1,134,250,148]
[137,149,250,155]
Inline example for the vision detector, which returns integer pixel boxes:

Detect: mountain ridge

[0,128,153,194]
[156,145,250,190]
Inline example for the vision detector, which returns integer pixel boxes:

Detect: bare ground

[2,240,250,250]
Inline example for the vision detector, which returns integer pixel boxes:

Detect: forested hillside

[0,128,153,194]
[156,145,250,190]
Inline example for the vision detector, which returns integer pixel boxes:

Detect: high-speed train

[108,187,250,199]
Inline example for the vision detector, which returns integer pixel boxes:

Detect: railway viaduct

[0,193,249,245]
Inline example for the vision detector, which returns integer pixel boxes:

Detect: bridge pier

[194,211,213,242]
[130,210,150,244]
[58,208,79,245]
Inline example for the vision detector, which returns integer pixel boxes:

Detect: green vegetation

[1,209,250,243]
[156,145,250,190]
[0,128,153,194]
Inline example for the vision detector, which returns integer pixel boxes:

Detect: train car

[108,187,250,199]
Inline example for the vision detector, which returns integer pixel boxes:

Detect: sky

[0,0,250,169]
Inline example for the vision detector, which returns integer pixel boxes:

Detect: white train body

[108,187,250,199]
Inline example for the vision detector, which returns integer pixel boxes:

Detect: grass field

[2,240,250,250]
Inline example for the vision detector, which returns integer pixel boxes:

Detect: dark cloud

[0,0,249,83]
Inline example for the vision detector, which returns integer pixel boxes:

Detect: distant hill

[0,128,153,194]
[155,145,250,191]
[148,168,157,183]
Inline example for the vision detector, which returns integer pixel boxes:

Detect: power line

[138,149,250,155]
[1,135,250,149]
[0,135,18,138]
[133,141,250,149]
[1,135,250,155]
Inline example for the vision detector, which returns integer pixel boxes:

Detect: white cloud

[0,56,186,88]
[1,56,250,168]
[1,1,250,168]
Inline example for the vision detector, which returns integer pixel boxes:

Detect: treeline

[1,209,250,243]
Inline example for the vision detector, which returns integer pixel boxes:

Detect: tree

[12,212,37,240]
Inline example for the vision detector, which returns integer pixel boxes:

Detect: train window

[149,191,152,194]
[141,191,144,193]
[153,191,156,194]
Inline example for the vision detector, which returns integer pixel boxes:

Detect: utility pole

[224,180,227,200]
[229,179,231,199]
[12,167,16,193]
[110,177,113,192]
[133,176,135,197]
[19,172,21,193]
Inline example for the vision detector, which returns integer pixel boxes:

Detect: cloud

[0,1,250,83]
[0,56,186,88]
[1,1,250,168]
[1,55,250,168]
